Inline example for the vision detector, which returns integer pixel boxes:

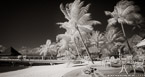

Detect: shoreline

[0,63,86,77]
[0,61,144,77]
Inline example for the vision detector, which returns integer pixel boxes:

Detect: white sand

[0,63,86,77]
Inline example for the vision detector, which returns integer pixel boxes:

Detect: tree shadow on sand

[0,62,29,73]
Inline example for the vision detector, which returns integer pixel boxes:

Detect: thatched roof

[0,47,21,56]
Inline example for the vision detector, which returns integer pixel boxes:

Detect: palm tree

[103,27,124,56]
[105,0,143,54]
[39,39,54,60]
[47,42,59,59]
[56,34,71,53]
[90,31,104,50]
[56,33,80,59]
[59,0,101,64]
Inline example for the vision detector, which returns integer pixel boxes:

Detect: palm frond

[90,31,104,45]
[60,3,71,20]
[78,4,91,19]
[107,18,117,26]
[115,37,125,42]
[78,0,84,9]
[126,13,142,21]
[105,11,112,16]
[70,0,82,21]
[78,13,101,26]
[123,19,134,25]
[56,34,71,53]
[122,5,140,16]
[66,4,72,19]
[105,27,123,43]
[46,39,51,45]
[115,0,134,15]
[57,40,69,53]
[78,13,91,23]
[39,39,52,56]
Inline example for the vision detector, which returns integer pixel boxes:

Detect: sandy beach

[0,61,144,77]
[0,63,86,77]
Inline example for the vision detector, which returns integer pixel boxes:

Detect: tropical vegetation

[1,0,144,63]
[105,0,143,54]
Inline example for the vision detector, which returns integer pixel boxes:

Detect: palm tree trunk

[74,38,82,59]
[118,49,122,65]
[75,25,94,64]
[42,56,44,60]
[120,22,132,54]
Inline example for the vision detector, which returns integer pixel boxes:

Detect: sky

[0,0,145,50]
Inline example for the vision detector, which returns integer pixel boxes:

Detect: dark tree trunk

[120,22,132,54]
[75,25,94,64]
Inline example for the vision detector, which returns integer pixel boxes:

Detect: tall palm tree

[105,0,143,54]
[59,0,101,64]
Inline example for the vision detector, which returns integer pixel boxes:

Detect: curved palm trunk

[75,25,94,64]
[120,22,131,54]
[74,38,82,59]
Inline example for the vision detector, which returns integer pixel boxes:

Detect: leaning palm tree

[59,0,101,64]
[105,0,143,54]
[58,22,87,55]
[58,21,91,58]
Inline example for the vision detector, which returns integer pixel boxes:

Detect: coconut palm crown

[90,31,104,47]
[58,0,101,35]
[39,39,54,56]
[105,0,142,27]
[105,0,143,54]
[105,27,124,43]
